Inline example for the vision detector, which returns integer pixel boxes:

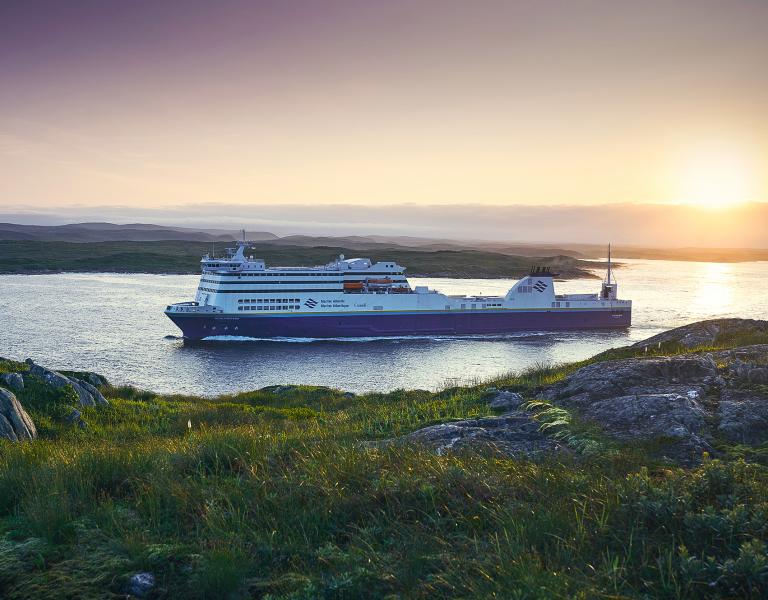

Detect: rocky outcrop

[399,411,563,457]
[630,318,768,350]
[487,390,524,411]
[575,392,711,457]
[24,359,108,407]
[400,320,768,464]
[0,387,37,442]
[729,357,768,384]
[0,372,24,392]
[718,389,768,445]
[65,408,88,430]
[542,355,719,407]
[538,349,768,461]
[71,372,108,388]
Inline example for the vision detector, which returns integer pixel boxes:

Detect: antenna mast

[606,243,612,284]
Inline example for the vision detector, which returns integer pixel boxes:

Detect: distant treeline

[0,240,600,279]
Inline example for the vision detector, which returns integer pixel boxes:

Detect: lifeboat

[343,281,364,290]
[366,278,394,285]
[390,286,411,293]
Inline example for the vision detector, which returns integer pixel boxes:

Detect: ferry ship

[165,241,631,340]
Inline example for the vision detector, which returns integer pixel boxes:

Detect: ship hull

[167,308,631,340]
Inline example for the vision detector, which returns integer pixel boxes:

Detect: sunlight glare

[691,262,734,317]
[677,148,754,209]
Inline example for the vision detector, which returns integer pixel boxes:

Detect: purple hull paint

[167,309,631,340]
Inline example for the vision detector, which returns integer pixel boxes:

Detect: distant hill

[2,221,765,263]
[0,240,601,279]
[0,222,277,243]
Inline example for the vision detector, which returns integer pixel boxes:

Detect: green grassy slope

[1,331,768,598]
[0,240,599,279]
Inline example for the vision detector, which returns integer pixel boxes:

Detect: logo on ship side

[304,298,318,308]
[533,281,548,293]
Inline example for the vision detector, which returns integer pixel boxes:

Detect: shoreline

[0,268,603,279]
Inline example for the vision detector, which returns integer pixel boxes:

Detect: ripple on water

[1,261,766,395]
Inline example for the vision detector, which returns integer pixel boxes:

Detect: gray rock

[127,572,155,598]
[343,392,356,399]
[65,408,88,430]
[77,372,108,387]
[543,356,717,406]
[749,368,768,384]
[72,378,108,407]
[0,387,37,442]
[263,385,297,394]
[400,411,563,458]
[630,318,768,350]
[731,362,768,384]
[489,390,524,411]
[578,393,710,455]
[389,323,768,465]
[718,390,768,445]
[24,359,108,407]
[0,372,24,391]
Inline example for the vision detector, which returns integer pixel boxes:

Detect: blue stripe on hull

[167,309,631,340]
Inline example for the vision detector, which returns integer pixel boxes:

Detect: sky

[1,0,767,222]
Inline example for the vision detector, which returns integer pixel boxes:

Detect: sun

[677,149,754,209]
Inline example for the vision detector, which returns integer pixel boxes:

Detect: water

[1,259,766,396]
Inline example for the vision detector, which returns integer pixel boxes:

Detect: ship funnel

[600,243,617,300]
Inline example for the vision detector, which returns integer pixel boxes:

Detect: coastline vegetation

[0,240,599,279]
[2,329,768,598]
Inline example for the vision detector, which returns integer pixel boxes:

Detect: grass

[1,334,768,598]
[0,240,598,279]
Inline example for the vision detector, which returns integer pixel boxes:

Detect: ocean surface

[1,259,767,396]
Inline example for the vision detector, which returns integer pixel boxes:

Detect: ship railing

[166,303,223,314]
[557,293,599,300]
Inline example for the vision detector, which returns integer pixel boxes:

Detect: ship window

[445,305,450,310]
[461,304,466,309]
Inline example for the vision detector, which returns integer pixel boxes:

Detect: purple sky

[1,0,767,213]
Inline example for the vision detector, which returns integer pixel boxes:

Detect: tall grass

[1,343,767,598]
